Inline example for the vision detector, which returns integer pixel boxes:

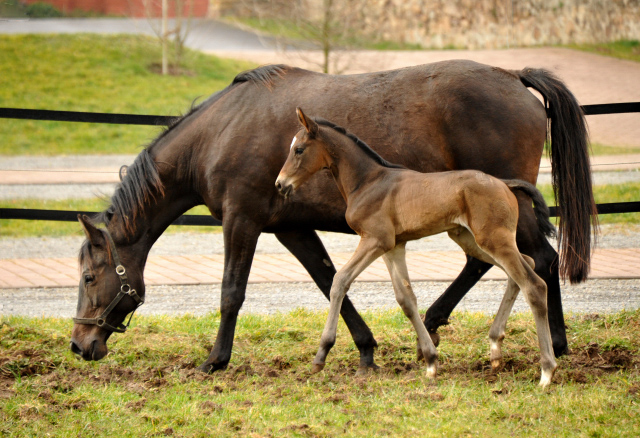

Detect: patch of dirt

[0,349,58,378]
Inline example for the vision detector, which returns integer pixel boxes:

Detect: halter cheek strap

[73,229,144,333]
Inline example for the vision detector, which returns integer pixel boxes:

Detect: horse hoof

[356,363,380,376]
[311,363,325,374]
[197,362,227,374]
[426,363,437,380]
[491,359,503,370]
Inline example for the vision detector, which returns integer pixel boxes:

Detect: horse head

[275,108,329,197]
[70,214,146,361]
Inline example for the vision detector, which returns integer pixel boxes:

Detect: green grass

[227,16,425,51]
[537,182,640,225]
[591,142,640,155]
[2,182,638,238]
[569,39,640,63]
[1,309,639,436]
[0,34,256,155]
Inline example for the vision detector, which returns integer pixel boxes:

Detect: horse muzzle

[275,178,294,198]
[70,331,109,361]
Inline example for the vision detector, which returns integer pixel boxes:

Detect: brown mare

[276,109,558,386]
[70,61,596,373]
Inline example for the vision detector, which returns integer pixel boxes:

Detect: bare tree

[141,0,195,75]
[244,0,367,74]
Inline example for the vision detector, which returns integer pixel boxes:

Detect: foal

[276,108,558,387]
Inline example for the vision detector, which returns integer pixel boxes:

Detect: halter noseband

[73,228,144,333]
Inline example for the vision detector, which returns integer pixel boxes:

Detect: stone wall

[359,0,640,49]
[218,0,640,49]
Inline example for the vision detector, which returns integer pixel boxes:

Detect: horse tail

[503,179,557,240]
[516,68,598,283]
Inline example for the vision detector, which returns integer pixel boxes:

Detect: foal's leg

[479,233,557,387]
[275,229,379,372]
[488,255,535,370]
[513,195,568,357]
[383,244,438,379]
[312,237,386,374]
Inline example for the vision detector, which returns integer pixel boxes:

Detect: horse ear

[296,107,318,136]
[78,214,105,247]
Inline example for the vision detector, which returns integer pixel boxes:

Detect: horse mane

[315,118,405,169]
[83,64,291,255]
[94,147,164,236]
[232,64,288,90]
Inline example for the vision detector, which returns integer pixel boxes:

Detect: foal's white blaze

[290,135,298,150]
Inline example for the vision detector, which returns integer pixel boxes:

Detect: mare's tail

[503,179,557,240]
[516,68,598,283]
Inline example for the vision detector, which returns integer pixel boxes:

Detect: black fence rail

[1,102,640,225]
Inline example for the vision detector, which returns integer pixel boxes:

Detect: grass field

[1,309,638,437]
[0,34,255,155]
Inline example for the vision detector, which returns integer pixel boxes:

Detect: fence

[1,102,640,227]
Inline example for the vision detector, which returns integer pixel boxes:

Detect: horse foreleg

[312,237,385,374]
[488,255,535,370]
[383,244,438,379]
[422,256,492,348]
[198,216,261,373]
[275,229,379,373]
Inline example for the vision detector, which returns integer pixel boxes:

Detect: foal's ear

[78,214,106,248]
[296,107,318,136]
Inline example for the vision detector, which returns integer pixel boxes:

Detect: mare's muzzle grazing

[71,225,144,360]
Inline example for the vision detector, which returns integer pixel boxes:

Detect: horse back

[191,61,546,230]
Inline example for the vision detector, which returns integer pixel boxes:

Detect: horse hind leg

[488,255,535,370]
[383,244,438,379]
[476,231,557,387]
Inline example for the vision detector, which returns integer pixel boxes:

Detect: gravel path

[1,226,639,317]
[2,279,638,318]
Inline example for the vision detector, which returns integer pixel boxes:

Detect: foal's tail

[503,179,557,240]
[517,68,598,283]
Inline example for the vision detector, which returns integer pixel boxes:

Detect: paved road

[0,17,277,51]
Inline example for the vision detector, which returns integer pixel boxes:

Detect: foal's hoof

[311,363,325,374]
[490,359,503,371]
[356,363,380,376]
[426,362,438,380]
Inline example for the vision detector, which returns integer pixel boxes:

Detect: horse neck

[322,130,385,202]
[108,141,200,256]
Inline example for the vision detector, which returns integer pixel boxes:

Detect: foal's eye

[295,147,304,155]
[84,274,95,285]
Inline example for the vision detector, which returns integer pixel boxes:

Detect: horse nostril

[70,340,82,356]
[275,180,282,191]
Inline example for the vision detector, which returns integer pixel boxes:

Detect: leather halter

[73,228,144,333]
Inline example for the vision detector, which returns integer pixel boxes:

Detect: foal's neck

[323,131,389,202]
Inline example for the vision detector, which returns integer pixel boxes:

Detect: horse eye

[84,274,95,284]
[295,147,304,155]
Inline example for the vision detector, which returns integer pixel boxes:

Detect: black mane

[315,118,405,169]
[84,64,292,248]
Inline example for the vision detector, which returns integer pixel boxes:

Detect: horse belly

[392,176,463,242]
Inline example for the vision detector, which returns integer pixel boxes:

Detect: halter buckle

[115,265,126,276]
